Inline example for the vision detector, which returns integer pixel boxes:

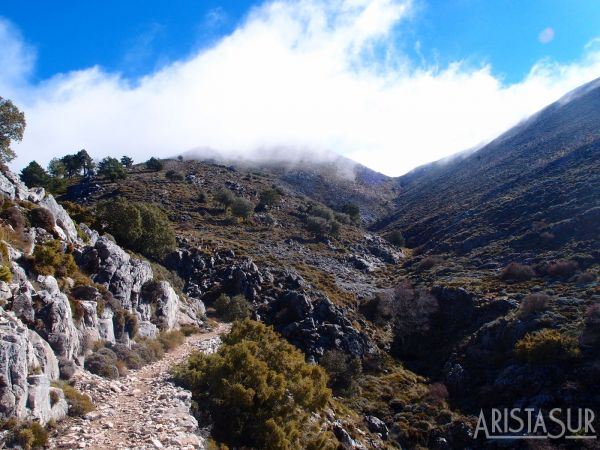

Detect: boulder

[79,237,153,311]
[39,195,81,243]
[0,309,64,424]
[364,415,388,439]
[34,276,81,360]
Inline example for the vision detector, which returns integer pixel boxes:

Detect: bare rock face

[0,308,66,424]
[39,195,82,244]
[140,281,181,330]
[79,237,153,311]
[34,276,81,361]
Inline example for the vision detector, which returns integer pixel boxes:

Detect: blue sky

[3,0,598,83]
[1,0,599,175]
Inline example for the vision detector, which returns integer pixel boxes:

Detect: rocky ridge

[0,167,207,429]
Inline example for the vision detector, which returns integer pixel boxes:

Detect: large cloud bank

[2,0,600,176]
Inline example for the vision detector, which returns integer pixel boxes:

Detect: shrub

[500,262,535,282]
[546,259,579,279]
[1,206,26,229]
[59,358,76,380]
[231,197,254,219]
[180,324,202,336]
[133,204,176,260]
[53,381,95,417]
[145,157,164,172]
[519,293,550,317]
[259,189,281,208]
[7,421,48,450]
[308,204,334,221]
[215,189,235,209]
[0,265,12,282]
[84,348,120,379]
[112,309,138,339]
[320,349,362,396]
[135,338,164,363]
[28,207,55,231]
[31,240,77,277]
[341,203,360,223]
[576,271,597,284]
[96,200,175,260]
[427,383,449,403]
[172,320,330,449]
[418,255,443,271]
[95,198,143,247]
[165,170,184,181]
[197,191,207,203]
[97,157,127,181]
[334,212,351,224]
[514,329,580,365]
[60,201,95,225]
[386,230,405,247]
[158,330,185,351]
[120,156,134,168]
[20,161,50,189]
[214,294,251,322]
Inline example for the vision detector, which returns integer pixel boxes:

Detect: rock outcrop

[0,168,206,425]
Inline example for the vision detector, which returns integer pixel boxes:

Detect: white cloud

[539,27,555,44]
[2,1,600,176]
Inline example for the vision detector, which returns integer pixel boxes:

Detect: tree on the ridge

[120,156,134,168]
[48,158,66,178]
[77,149,95,176]
[98,157,127,181]
[20,161,50,188]
[145,157,164,172]
[0,97,26,163]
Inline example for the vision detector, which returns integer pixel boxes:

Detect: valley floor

[48,325,228,450]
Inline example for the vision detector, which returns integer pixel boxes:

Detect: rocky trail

[49,325,228,450]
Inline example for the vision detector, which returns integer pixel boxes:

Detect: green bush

[96,200,175,260]
[158,329,185,351]
[231,197,254,219]
[145,157,164,172]
[98,157,127,181]
[172,320,331,449]
[214,294,251,322]
[53,381,95,417]
[0,265,12,282]
[259,188,281,208]
[386,230,405,247]
[165,170,184,181]
[515,329,580,365]
[96,198,143,247]
[215,189,235,209]
[320,349,362,396]
[31,239,78,277]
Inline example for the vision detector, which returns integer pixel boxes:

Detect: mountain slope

[374,76,600,262]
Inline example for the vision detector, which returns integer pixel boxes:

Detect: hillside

[2,76,600,449]
[374,76,600,264]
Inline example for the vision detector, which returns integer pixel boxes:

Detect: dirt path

[50,324,228,450]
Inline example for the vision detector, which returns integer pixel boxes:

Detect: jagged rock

[0,169,30,200]
[364,415,388,439]
[35,276,81,360]
[79,237,153,311]
[79,223,100,246]
[12,282,36,324]
[140,281,180,330]
[333,422,367,450]
[0,309,64,424]
[138,321,159,339]
[39,194,81,243]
